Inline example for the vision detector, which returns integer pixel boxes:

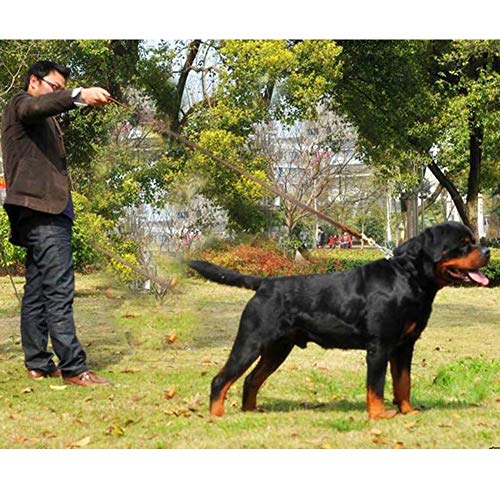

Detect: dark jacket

[1,90,76,215]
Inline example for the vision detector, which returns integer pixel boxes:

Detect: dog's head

[393,222,490,288]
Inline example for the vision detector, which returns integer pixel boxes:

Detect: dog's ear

[393,227,444,262]
[421,227,446,262]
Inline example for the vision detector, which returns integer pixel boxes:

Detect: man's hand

[80,87,111,107]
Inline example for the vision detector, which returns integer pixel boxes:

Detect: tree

[333,40,500,237]
[250,112,360,239]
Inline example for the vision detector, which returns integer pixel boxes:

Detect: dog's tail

[188,260,262,291]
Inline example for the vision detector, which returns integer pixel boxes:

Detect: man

[1,60,112,386]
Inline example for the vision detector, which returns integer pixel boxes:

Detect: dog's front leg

[366,344,397,420]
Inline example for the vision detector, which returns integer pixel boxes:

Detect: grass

[0,267,499,449]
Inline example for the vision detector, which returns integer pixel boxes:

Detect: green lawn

[0,270,498,449]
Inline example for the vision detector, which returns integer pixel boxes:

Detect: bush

[483,249,500,287]
[191,239,309,277]
[72,193,143,283]
[71,192,114,271]
[0,209,26,274]
[0,193,142,281]
[317,248,382,273]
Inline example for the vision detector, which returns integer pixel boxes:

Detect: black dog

[189,222,490,419]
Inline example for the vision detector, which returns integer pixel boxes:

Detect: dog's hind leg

[210,334,261,417]
[242,342,293,412]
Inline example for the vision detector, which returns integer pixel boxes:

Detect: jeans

[17,213,88,377]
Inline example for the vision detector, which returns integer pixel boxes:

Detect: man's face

[28,70,66,96]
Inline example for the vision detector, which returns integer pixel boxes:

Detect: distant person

[317,227,326,248]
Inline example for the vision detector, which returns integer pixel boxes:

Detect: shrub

[191,239,309,277]
[0,209,26,274]
[483,249,500,287]
[71,192,113,271]
[0,193,142,282]
[72,193,143,283]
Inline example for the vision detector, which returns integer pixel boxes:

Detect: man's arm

[16,90,77,123]
[16,87,110,123]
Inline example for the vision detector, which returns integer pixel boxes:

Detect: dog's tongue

[468,271,489,286]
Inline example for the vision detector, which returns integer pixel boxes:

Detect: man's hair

[23,60,70,91]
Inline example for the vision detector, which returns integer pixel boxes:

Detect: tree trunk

[427,159,471,229]
[466,110,483,238]
[172,40,201,133]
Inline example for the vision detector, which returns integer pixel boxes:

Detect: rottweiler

[189,222,490,419]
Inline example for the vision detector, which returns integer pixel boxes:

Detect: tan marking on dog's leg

[392,368,419,415]
[210,380,234,417]
[367,388,397,420]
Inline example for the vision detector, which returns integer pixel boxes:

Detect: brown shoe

[27,368,62,379]
[63,370,113,387]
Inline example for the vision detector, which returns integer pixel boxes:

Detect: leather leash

[108,96,393,258]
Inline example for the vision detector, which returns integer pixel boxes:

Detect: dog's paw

[398,401,421,415]
[369,409,397,420]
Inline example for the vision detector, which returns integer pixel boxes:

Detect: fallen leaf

[371,436,388,445]
[50,385,68,391]
[164,388,176,400]
[393,441,405,449]
[370,428,382,436]
[404,422,417,430]
[105,288,113,299]
[165,330,177,344]
[14,436,29,443]
[122,312,141,319]
[21,387,34,394]
[74,436,91,448]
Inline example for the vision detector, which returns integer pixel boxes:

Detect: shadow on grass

[259,397,478,414]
